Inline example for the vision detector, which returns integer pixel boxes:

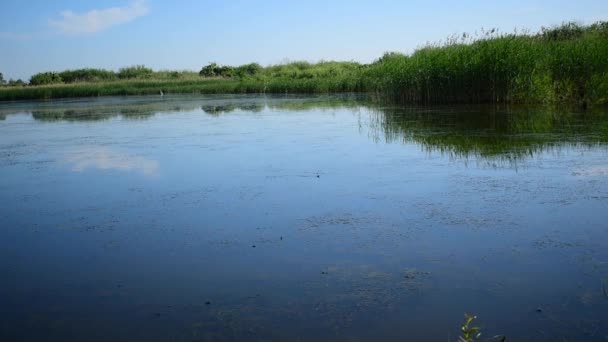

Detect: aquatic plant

[459,314,481,342]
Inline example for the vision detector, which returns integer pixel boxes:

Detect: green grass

[2,22,607,104]
[0,73,365,101]
[0,78,247,101]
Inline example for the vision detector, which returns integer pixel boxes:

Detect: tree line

[0,72,26,87]
[1,63,266,87]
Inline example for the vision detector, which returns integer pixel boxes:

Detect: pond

[1,94,607,341]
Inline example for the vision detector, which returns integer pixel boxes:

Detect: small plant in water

[459,314,481,342]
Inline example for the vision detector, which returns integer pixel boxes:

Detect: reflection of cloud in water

[572,165,608,177]
[65,147,159,176]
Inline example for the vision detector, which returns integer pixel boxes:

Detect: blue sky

[1,0,607,80]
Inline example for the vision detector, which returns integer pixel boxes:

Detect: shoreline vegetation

[1,22,607,105]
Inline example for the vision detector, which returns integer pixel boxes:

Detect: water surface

[1,95,607,341]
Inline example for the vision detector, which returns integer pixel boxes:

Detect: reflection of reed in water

[30,105,192,122]
[200,95,366,115]
[201,103,266,115]
[16,95,368,120]
[6,95,608,164]
[201,104,240,115]
[32,109,118,122]
[367,105,608,164]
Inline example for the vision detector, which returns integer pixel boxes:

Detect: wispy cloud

[49,0,149,35]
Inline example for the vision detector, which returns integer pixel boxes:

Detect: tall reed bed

[365,22,608,105]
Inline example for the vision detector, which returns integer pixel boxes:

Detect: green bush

[59,68,117,83]
[30,72,63,86]
[199,63,235,77]
[199,63,218,77]
[7,79,26,87]
[118,65,153,79]
[152,70,199,79]
[235,63,262,77]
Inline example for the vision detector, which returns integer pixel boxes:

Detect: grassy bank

[0,71,364,101]
[0,79,246,101]
[1,22,607,105]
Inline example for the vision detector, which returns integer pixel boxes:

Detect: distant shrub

[220,66,235,77]
[200,63,219,77]
[292,61,312,70]
[262,61,361,80]
[199,63,235,78]
[150,70,199,79]
[373,52,407,65]
[30,72,63,85]
[59,68,117,83]
[117,65,153,79]
[7,79,26,87]
[235,63,262,77]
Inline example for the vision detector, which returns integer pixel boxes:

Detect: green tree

[0,72,5,85]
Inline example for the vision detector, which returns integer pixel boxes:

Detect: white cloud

[49,0,149,35]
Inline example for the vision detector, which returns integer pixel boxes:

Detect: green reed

[365,22,608,106]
